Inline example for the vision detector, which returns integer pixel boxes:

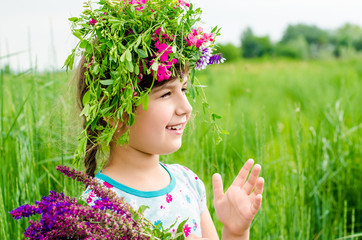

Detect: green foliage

[215,43,241,62]
[241,28,272,58]
[331,23,362,57]
[274,36,309,59]
[281,24,329,46]
[1,59,362,239]
[63,0,223,165]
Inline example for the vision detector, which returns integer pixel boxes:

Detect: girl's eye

[182,88,188,93]
[161,92,171,98]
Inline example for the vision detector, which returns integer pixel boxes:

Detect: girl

[70,0,264,239]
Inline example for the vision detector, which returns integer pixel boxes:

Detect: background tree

[330,23,362,57]
[215,43,241,62]
[241,28,272,58]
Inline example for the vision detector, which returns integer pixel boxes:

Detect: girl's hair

[76,55,188,177]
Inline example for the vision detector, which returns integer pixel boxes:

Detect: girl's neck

[106,141,160,172]
[101,141,171,192]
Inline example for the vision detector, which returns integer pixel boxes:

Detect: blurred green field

[1,58,361,239]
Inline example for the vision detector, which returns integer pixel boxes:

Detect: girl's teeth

[166,124,182,130]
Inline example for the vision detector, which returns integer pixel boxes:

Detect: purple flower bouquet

[10,166,186,240]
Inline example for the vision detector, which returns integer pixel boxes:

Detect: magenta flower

[128,0,148,11]
[155,41,173,62]
[183,224,191,237]
[10,166,152,240]
[103,182,114,189]
[89,18,97,26]
[185,27,215,48]
[166,193,173,203]
[178,0,190,8]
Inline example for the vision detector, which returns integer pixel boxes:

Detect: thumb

[212,173,224,202]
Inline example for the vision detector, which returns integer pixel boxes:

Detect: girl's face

[127,78,192,155]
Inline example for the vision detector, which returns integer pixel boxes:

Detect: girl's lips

[165,121,186,135]
[166,127,184,135]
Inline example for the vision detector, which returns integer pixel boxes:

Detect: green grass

[1,58,361,239]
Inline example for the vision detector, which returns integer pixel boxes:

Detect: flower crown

[64,0,225,163]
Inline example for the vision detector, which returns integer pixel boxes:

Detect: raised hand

[212,159,264,239]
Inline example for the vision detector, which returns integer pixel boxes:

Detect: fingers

[212,173,224,202]
[232,159,254,187]
[243,163,261,195]
[250,194,263,215]
[253,177,264,196]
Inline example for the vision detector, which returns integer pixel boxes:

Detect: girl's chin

[159,141,183,155]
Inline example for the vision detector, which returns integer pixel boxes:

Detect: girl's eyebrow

[152,80,188,93]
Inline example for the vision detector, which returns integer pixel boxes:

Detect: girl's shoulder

[163,163,207,213]
[162,163,206,193]
[163,163,200,180]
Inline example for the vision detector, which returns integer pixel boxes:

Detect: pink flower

[185,27,214,48]
[156,64,172,81]
[128,0,148,11]
[155,41,173,62]
[89,18,97,26]
[154,27,162,36]
[196,39,204,48]
[103,182,113,189]
[166,193,173,203]
[183,224,191,237]
[178,0,190,8]
[86,192,95,203]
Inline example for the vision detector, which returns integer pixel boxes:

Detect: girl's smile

[126,77,192,155]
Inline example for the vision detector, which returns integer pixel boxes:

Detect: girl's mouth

[166,124,182,130]
[166,123,184,135]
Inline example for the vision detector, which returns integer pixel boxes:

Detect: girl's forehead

[151,78,188,92]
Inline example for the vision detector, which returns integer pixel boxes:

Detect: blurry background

[1,0,362,72]
[1,0,361,239]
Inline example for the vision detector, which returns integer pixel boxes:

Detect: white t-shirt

[82,163,207,237]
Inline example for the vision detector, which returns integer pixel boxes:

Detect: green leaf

[142,94,149,111]
[100,79,114,85]
[175,219,188,240]
[137,205,149,214]
[202,102,210,114]
[189,83,196,99]
[125,60,134,72]
[211,26,218,33]
[82,91,91,106]
[91,116,99,131]
[92,63,100,74]
[106,40,113,48]
[72,30,83,40]
[68,17,79,22]
[125,49,132,62]
[137,48,148,58]
[221,130,230,135]
[86,43,93,55]
[120,52,126,62]
[190,68,195,84]
[79,40,88,49]
[212,113,222,121]
[135,63,140,75]
[63,52,75,70]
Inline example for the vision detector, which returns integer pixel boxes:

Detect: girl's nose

[176,94,192,116]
